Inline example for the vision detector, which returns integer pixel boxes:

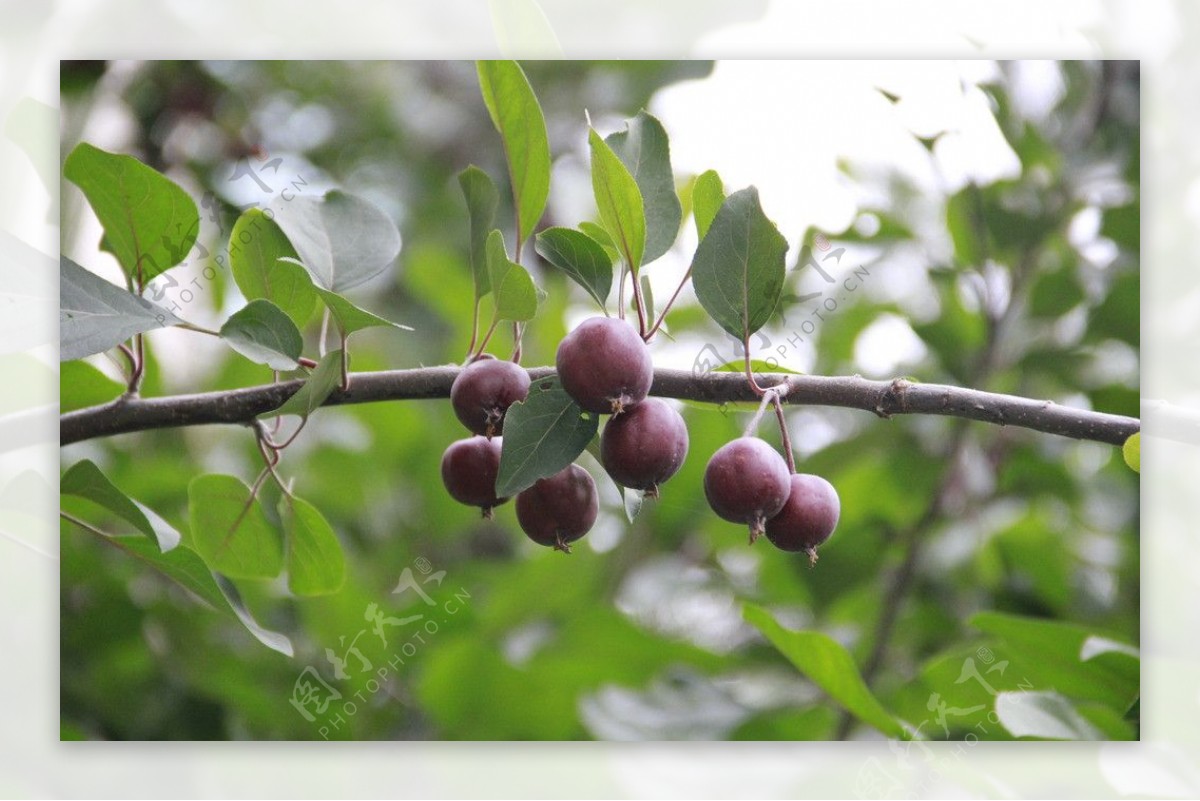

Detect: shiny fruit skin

[703,437,791,543]
[515,464,599,552]
[555,317,653,414]
[441,436,508,517]
[600,398,689,496]
[450,357,531,437]
[765,473,840,565]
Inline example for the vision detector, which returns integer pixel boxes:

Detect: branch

[59,367,1140,446]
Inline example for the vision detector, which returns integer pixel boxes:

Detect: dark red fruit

[555,317,653,414]
[450,356,531,437]
[515,464,599,553]
[765,473,840,565]
[441,436,508,517]
[600,398,688,497]
[703,437,792,543]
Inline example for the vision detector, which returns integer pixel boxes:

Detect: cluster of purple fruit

[441,317,839,561]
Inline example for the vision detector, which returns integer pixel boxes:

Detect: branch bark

[59,366,1140,447]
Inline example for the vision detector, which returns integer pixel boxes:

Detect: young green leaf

[60,255,183,361]
[188,473,283,580]
[268,190,401,292]
[533,227,613,309]
[314,287,414,338]
[229,208,316,326]
[743,603,909,740]
[690,187,789,340]
[219,299,304,370]
[486,230,538,323]
[458,166,499,300]
[63,142,199,284]
[588,127,646,273]
[692,169,726,240]
[605,111,681,265]
[280,495,345,596]
[476,60,551,246]
[263,350,344,419]
[61,459,180,552]
[578,221,620,262]
[496,376,600,496]
[1122,432,1139,473]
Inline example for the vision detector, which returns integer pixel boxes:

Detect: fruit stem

[617,263,628,320]
[744,391,776,437]
[772,391,797,474]
[473,317,501,359]
[511,322,523,364]
[630,267,648,337]
[464,296,482,363]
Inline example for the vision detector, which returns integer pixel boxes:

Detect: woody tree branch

[59,367,1140,447]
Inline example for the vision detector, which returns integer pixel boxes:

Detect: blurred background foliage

[59,60,1138,741]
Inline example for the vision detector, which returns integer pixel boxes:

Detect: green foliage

[458,166,500,299]
[605,111,682,264]
[218,299,304,370]
[63,142,199,284]
[59,255,181,361]
[280,495,346,596]
[1123,432,1140,473]
[690,187,789,339]
[229,209,316,326]
[588,127,646,272]
[486,230,539,322]
[314,287,412,338]
[187,474,283,579]
[476,60,551,246]
[62,460,181,552]
[496,376,600,496]
[691,168,725,239]
[533,227,614,309]
[265,350,344,419]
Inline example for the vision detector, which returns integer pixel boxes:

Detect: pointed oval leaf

[606,111,681,264]
[188,473,282,580]
[496,375,600,496]
[588,127,645,272]
[486,230,538,323]
[692,169,726,240]
[314,287,413,338]
[63,142,199,284]
[578,221,620,263]
[219,299,304,370]
[534,227,613,309]
[268,190,401,292]
[281,496,346,596]
[690,187,789,340]
[60,256,183,361]
[229,208,316,326]
[61,459,180,552]
[458,166,499,300]
[263,349,344,419]
[743,603,908,740]
[476,60,551,245]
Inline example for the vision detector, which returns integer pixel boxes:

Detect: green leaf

[264,350,344,419]
[188,474,283,580]
[486,230,538,323]
[476,60,551,246]
[60,256,183,361]
[229,208,316,326]
[690,187,789,340]
[313,287,413,338]
[218,299,304,370]
[61,460,180,552]
[534,227,613,309]
[588,127,646,273]
[994,691,1104,740]
[458,166,500,299]
[496,376,600,496]
[280,495,345,596]
[63,142,199,284]
[268,190,401,292]
[96,534,292,655]
[743,603,908,739]
[578,221,620,262]
[1122,432,1140,473]
[692,169,725,239]
[60,360,123,412]
[606,111,681,264]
